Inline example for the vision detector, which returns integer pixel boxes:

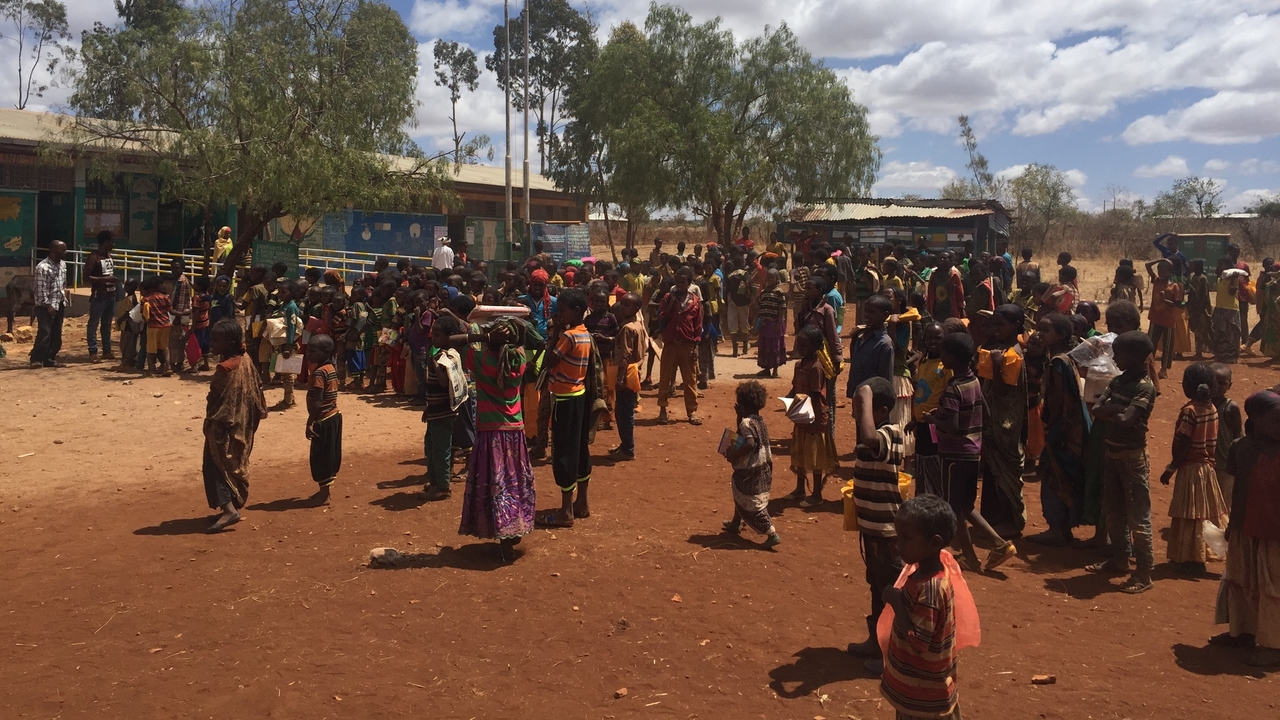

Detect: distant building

[779,198,1011,257]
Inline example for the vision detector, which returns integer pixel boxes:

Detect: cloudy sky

[15,0,1280,212]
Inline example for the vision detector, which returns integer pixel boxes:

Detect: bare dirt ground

[1,314,1277,719]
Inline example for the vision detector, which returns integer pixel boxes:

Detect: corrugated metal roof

[0,107,564,193]
[792,201,996,222]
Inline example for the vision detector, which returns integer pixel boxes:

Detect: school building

[0,107,587,282]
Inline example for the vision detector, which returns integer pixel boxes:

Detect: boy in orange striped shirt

[541,288,593,528]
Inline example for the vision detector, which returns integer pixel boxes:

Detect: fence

[28,245,434,289]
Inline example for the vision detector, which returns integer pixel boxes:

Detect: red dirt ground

[0,321,1277,719]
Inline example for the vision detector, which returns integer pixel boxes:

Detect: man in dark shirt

[85,231,118,361]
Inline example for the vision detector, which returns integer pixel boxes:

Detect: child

[722,380,781,548]
[203,319,266,533]
[1076,300,1101,338]
[1030,313,1089,547]
[1023,331,1047,474]
[192,276,212,371]
[1041,265,1079,315]
[846,376,906,672]
[1088,330,1158,594]
[208,275,235,326]
[923,332,1017,572]
[911,322,950,495]
[1185,259,1213,360]
[422,314,464,501]
[1161,362,1228,574]
[880,494,973,720]
[328,294,350,389]
[979,305,1028,539]
[610,293,648,461]
[141,275,172,377]
[788,326,838,507]
[584,287,619,429]
[540,288,594,527]
[115,278,142,372]
[1213,263,1244,363]
[268,282,300,409]
[755,269,788,377]
[1213,390,1280,667]
[1109,264,1141,307]
[1105,299,1158,393]
[443,317,536,562]
[305,334,342,503]
[1211,363,1243,510]
[1145,258,1181,378]
[346,285,370,388]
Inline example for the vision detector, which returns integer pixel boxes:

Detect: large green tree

[567,4,879,245]
[551,21,665,258]
[486,0,597,174]
[1152,176,1223,218]
[64,0,451,275]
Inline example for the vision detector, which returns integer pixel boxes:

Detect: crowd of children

[176,229,1280,705]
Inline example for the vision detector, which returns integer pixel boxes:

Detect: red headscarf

[530,268,552,323]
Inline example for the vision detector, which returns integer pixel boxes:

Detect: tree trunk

[601,203,618,264]
[202,203,213,279]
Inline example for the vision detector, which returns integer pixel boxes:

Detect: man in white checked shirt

[30,240,68,368]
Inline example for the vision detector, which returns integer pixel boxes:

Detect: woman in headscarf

[1214,390,1280,667]
[212,226,233,263]
[203,319,267,533]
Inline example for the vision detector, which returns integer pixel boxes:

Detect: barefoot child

[880,494,974,719]
[305,334,342,503]
[788,326,838,506]
[722,380,781,548]
[846,376,906,672]
[202,319,267,533]
[922,332,1017,571]
[542,288,593,527]
[141,276,173,377]
[1161,362,1228,575]
[1088,331,1158,594]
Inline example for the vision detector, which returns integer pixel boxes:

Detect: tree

[432,39,490,165]
[1,0,69,109]
[551,21,665,259]
[565,5,879,245]
[1007,163,1075,245]
[1153,176,1223,218]
[940,115,1004,201]
[64,0,181,122]
[1249,194,1280,218]
[63,0,453,276]
[487,0,597,174]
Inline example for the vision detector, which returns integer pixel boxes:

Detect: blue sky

[28,0,1280,212]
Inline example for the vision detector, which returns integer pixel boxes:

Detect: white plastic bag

[1203,521,1228,558]
[781,395,816,424]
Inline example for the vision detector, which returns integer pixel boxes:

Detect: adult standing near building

[85,231,118,362]
[432,236,455,273]
[168,257,193,373]
[30,240,68,368]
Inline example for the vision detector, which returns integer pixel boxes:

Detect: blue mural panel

[322,210,447,258]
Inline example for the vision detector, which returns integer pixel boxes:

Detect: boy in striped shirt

[847,376,906,673]
[542,288,593,528]
[881,494,964,720]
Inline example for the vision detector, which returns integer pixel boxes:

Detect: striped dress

[458,344,536,540]
[1168,399,1228,563]
[881,570,959,718]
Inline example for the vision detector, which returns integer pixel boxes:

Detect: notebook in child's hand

[717,428,744,456]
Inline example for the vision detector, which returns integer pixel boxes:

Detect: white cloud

[409,0,505,38]
[1134,155,1190,178]
[1223,187,1278,213]
[1203,158,1232,173]
[872,160,959,192]
[1123,91,1280,145]
[1239,158,1280,175]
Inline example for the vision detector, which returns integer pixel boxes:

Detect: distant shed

[778,198,1011,257]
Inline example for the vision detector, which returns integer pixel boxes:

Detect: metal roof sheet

[792,202,995,222]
